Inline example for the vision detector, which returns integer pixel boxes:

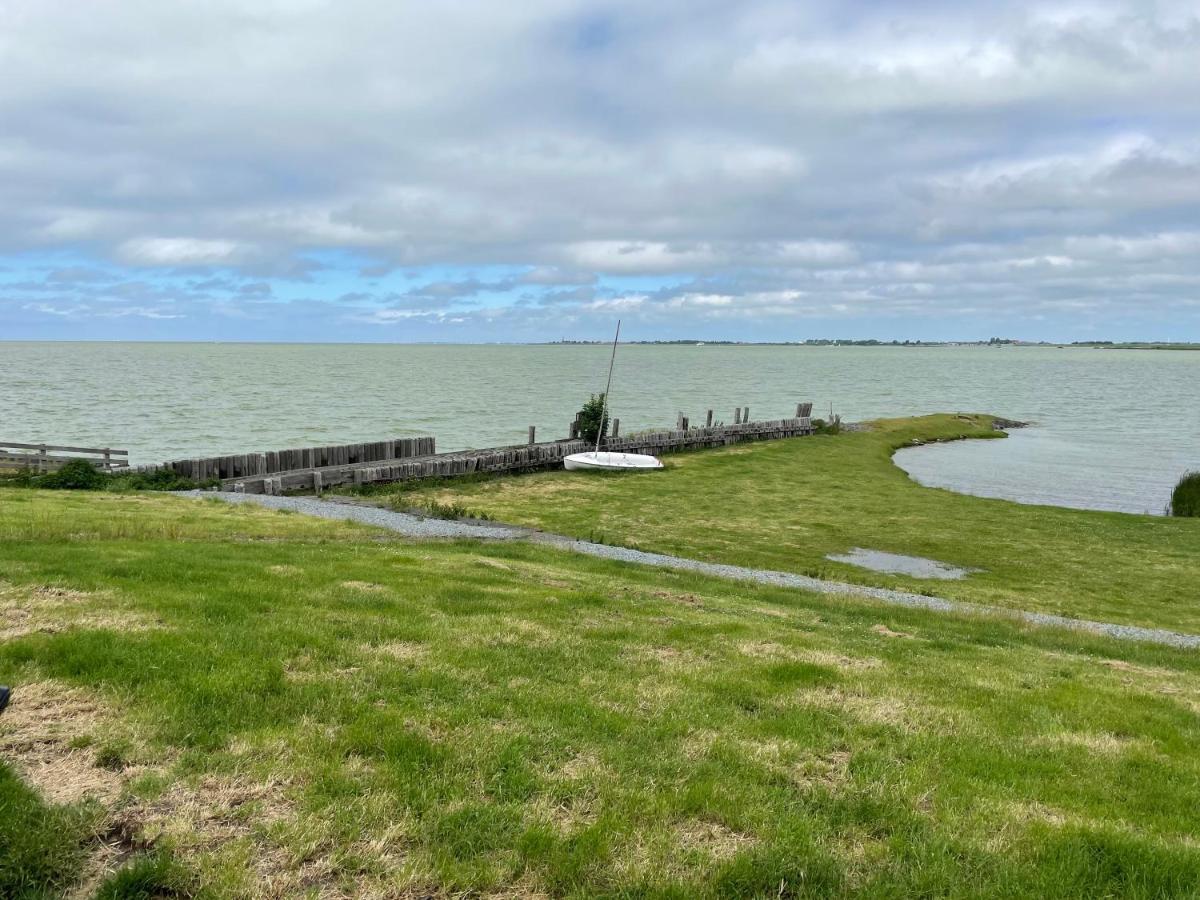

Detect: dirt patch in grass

[0,680,125,805]
[266,564,302,576]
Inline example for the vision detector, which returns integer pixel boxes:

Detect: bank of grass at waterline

[3,490,1200,896]
[371,414,1200,635]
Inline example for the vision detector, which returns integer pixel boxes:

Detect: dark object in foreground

[0,686,10,714]
[1169,472,1200,517]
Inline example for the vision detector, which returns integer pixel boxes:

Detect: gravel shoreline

[181,491,1200,650]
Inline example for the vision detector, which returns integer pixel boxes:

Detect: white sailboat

[563,321,664,472]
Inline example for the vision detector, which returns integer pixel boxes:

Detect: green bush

[111,468,213,492]
[36,459,108,490]
[0,460,213,493]
[1169,472,1200,517]
[576,393,609,444]
[812,414,843,436]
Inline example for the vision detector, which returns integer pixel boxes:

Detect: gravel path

[179,491,530,540]
[184,491,1200,650]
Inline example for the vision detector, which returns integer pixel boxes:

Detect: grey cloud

[1,0,1199,335]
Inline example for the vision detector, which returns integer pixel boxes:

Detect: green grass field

[374,415,1200,634]
[2,422,1200,897]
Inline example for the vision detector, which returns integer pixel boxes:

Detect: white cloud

[118,238,245,267]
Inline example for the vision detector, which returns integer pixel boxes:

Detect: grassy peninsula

[2,417,1200,896]
[357,414,1200,635]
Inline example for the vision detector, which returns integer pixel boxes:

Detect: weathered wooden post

[743,406,750,423]
[682,416,689,432]
[706,410,713,427]
[38,443,47,473]
[528,426,536,445]
[611,418,620,439]
[734,408,741,425]
[313,471,323,495]
[796,403,803,418]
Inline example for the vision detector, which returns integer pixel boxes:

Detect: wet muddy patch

[827,548,979,580]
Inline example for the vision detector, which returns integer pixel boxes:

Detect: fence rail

[0,442,129,473]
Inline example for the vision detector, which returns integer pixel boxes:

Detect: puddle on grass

[826,548,979,580]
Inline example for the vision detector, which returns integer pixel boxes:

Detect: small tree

[577,393,610,444]
[1169,472,1200,517]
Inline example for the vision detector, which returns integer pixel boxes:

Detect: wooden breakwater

[231,415,814,495]
[133,436,436,482]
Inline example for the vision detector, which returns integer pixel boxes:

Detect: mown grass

[2,488,1200,896]
[378,414,1200,634]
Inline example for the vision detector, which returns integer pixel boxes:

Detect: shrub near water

[1169,471,1200,517]
[35,458,107,490]
[1,459,214,492]
[576,393,609,443]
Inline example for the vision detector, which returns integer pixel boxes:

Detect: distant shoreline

[2,339,1198,350]
[546,340,1200,350]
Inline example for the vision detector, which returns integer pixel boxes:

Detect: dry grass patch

[798,685,928,730]
[734,641,881,671]
[1035,731,1156,756]
[739,738,852,791]
[799,649,884,671]
[266,564,302,576]
[674,820,758,860]
[0,680,129,805]
[0,581,157,641]
[340,580,387,593]
[871,624,913,639]
[633,644,710,673]
[369,641,428,662]
[649,589,704,607]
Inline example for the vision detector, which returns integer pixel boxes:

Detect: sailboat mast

[595,320,621,454]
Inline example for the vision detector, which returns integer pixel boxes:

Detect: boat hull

[563,451,664,472]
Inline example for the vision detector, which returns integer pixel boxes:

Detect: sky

[1,0,1199,343]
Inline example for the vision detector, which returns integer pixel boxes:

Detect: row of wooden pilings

[235,408,817,495]
[557,402,813,443]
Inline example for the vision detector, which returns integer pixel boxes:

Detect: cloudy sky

[2,0,1198,342]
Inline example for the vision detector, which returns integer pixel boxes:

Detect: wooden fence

[134,436,436,482]
[0,441,128,473]
[232,415,814,495]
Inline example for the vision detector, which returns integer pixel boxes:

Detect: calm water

[2,342,1197,515]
